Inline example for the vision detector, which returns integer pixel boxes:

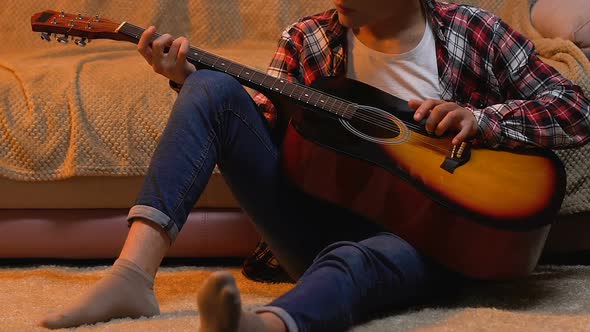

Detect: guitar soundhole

[348,115,400,139]
[340,105,409,145]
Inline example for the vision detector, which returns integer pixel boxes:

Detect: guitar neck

[117,22,354,119]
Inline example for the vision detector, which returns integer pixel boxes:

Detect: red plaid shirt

[253,0,590,149]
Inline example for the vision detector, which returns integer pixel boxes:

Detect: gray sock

[197,271,268,332]
[40,258,160,329]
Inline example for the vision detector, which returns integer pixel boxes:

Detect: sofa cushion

[531,0,590,57]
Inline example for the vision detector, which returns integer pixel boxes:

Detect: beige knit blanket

[0,0,331,180]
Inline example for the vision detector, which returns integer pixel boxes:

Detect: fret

[302,89,313,103]
[333,99,344,116]
[299,87,312,102]
[270,78,288,94]
[311,93,328,108]
[198,52,212,66]
[292,86,306,101]
[259,73,268,87]
[269,77,278,91]
[317,94,331,110]
[241,68,254,81]
[261,74,276,89]
[254,72,271,87]
[227,62,245,77]
[211,56,220,69]
[225,62,237,76]
[326,96,338,115]
[190,48,205,64]
[217,59,230,72]
[344,102,355,118]
[236,66,245,78]
[282,82,297,97]
[309,92,320,106]
[247,71,260,84]
[201,53,217,68]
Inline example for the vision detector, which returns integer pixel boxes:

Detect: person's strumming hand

[410,99,478,145]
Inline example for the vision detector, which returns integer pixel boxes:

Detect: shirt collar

[328,0,447,44]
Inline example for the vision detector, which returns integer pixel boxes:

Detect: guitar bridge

[440,142,472,173]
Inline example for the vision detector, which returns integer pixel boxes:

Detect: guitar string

[354,108,450,153]
[122,24,454,154]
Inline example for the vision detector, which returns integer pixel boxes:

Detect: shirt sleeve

[472,18,590,150]
[253,28,303,128]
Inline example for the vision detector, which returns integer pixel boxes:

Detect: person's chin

[337,15,361,28]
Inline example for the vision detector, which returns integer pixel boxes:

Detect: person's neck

[353,1,426,54]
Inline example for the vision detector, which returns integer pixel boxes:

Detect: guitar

[31,10,566,280]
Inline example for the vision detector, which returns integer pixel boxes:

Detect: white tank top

[345,20,441,102]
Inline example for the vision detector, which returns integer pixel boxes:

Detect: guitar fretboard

[117,23,356,119]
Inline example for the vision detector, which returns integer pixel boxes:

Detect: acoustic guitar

[31,10,567,280]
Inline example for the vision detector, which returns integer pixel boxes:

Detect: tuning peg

[56,35,69,44]
[74,37,87,47]
[40,32,51,42]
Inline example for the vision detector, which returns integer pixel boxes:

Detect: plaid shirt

[253,0,590,149]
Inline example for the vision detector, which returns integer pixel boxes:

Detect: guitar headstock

[31,10,128,46]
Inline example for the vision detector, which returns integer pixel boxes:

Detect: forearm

[471,86,590,150]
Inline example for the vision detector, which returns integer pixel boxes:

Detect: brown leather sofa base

[0,209,260,259]
[0,207,586,261]
[543,212,590,255]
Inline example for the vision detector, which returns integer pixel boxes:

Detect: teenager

[41,0,590,331]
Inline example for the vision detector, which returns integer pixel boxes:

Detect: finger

[408,99,422,111]
[138,26,156,64]
[425,102,455,134]
[434,112,459,137]
[176,38,190,66]
[167,38,182,66]
[151,33,174,64]
[413,99,443,122]
[452,124,473,145]
[432,104,462,136]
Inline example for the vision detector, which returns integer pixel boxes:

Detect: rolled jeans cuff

[127,205,179,242]
[254,306,299,332]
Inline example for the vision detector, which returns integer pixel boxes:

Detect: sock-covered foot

[40,258,160,329]
[197,271,268,332]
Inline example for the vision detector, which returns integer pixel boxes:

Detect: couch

[0,0,589,264]
[0,0,330,260]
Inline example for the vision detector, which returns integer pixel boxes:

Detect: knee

[312,241,370,270]
[310,234,427,280]
[183,69,245,99]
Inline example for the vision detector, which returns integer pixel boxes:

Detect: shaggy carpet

[1,263,590,331]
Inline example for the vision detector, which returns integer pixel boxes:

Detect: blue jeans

[128,70,449,332]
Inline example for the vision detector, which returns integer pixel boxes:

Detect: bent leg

[130,69,384,279]
[41,70,263,329]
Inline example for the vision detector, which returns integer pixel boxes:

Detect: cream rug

[2,264,590,331]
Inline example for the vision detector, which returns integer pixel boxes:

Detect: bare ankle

[118,218,171,277]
